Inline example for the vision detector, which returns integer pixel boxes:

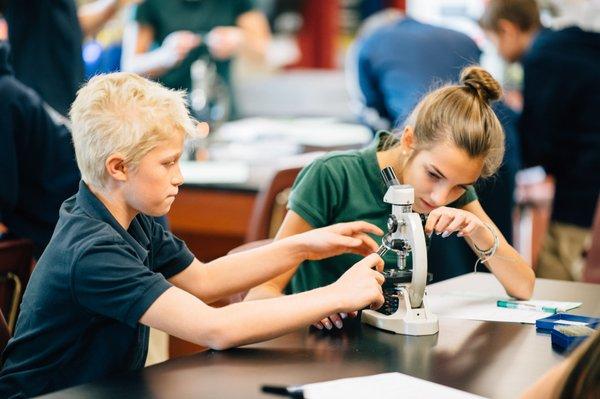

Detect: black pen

[261,384,305,398]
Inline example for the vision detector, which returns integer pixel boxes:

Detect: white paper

[302,372,486,399]
[180,161,249,185]
[426,292,550,324]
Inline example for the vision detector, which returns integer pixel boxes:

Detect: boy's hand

[291,221,383,261]
[329,254,385,314]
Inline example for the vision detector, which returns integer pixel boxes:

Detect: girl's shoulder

[312,148,365,167]
[304,148,372,182]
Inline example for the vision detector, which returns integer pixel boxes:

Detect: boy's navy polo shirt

[0,181,195,398]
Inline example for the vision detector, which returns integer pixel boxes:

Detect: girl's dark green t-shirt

[286,132,477,293]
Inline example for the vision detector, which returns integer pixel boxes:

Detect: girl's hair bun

[460,66,502,103]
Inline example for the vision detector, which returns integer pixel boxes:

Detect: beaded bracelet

[473,223,499,273]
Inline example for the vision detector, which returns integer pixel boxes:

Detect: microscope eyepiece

[381,167,400,187]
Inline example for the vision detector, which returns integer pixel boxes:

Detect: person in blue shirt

[0,41,80,257]
[480,0,600,281]
[349,15,481,131]
[0,72,387,398]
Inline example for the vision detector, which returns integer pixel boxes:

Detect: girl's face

[401,140,484,214]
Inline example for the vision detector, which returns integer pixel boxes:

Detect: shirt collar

[76,181,150,260]
[361,131,398,200]
[523,28,549,60]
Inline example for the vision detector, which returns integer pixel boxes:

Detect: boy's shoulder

[45,197,124,262]
[50,194,154,264]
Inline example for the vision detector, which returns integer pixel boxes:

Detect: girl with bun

[247,66,535,330]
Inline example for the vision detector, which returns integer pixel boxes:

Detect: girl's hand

[424,207,494,248]
[291,221,383,261]
[312,311,358,331]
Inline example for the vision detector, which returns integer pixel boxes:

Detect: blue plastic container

[535,313,600,353]
[535,313,600,334]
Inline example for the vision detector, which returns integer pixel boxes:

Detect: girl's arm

[244,210,315,301]
[462,201,535,299]
[426,200,535,299]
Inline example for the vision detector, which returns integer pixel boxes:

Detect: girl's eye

[427,171,440,181]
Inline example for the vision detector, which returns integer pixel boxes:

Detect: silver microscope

[361,167,439,336]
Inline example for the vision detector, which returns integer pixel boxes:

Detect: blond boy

[0,73,385,397]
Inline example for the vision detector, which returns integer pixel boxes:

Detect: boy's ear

[196,121,210,138]
[105,153,129,182]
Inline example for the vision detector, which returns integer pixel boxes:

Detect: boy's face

[123,132,185,217]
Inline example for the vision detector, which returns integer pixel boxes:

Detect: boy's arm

[244,210,314,301]
[168,238,303,305]
[143,254,385,350]
[168,220,381,304]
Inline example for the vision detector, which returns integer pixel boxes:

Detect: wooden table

[40,274,600,399]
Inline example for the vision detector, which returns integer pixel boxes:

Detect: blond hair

[70,72,198,188]
[383,66,505,178]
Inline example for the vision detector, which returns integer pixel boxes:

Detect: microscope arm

[401,212,428,308]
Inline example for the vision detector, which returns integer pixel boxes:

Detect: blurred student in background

[0,39,80,257]
[348,11,481,131]
[121,0,270,119]
[480,0,600,281]
[4,0,138,116]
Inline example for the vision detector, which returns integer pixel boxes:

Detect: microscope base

[361,288,439,336]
